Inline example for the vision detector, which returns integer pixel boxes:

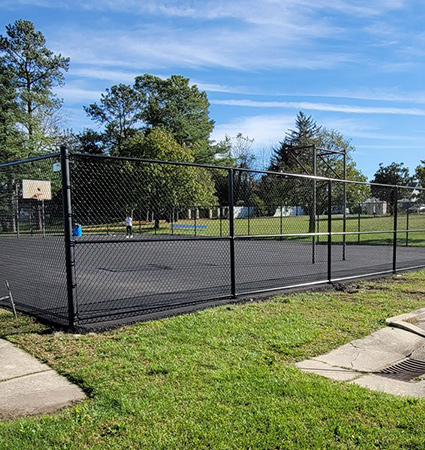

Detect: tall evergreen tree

[262,112,367,231]
[0,19,69,154]
[0,61,24,162]
[270,111,320,173]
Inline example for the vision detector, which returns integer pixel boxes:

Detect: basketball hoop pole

[33,193,46,238]
[42,198,46,238]
[15,183,20,239]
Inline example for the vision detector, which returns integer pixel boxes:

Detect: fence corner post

[60,146,77,329]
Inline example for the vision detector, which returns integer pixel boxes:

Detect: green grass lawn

[2,271,425,448]
[8,213,425,247]
[79,213,425,247]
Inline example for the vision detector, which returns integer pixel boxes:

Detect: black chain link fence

[1,149,424,329]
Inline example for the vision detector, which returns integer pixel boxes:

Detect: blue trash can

[72,224,82,237]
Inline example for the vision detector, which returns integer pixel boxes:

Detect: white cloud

[6,0,404,21]
[211,99,425,116]
[212,114,295,147]
[54,86,103,104]
[70,68,139,84]
[3,0,416,75]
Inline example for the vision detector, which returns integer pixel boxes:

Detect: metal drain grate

[376,358,425,381]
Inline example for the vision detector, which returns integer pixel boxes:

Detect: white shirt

[126,217,132,226]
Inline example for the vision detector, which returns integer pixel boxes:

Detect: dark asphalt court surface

[1,235,424,326]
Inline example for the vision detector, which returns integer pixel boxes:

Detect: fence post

[60,146,77,329]
[393,187,398,273]
[247,204,250,236]
[228,169,236,298]
[358,209,361,244]
[406,208,409,247]
[327,180,332,282]
[280,205,283,239]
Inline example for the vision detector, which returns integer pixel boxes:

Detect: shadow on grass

[0,305,60,339]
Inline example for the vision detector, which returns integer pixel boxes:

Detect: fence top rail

[1,150,423,191]
[0,152,60,168]
[70,151,424,191]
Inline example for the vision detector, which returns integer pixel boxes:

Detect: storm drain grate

[376,358,425,381]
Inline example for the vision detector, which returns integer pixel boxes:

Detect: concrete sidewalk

[0,339,85,420]
[296,309,425,397]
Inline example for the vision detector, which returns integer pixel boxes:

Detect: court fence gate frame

[1,147,424,329]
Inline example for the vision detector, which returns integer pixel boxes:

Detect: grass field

[1,270,425,449]
[75,213,425,246]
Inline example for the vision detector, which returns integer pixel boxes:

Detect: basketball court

[1,234,423,326]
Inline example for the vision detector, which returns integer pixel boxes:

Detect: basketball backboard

[22,179,52,200]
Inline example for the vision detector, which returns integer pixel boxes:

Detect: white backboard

[22,179,52,200]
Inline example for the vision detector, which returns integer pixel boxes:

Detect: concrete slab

[0,371,86,420]
[295,359,360,381]
[386,308,425,338]
[351,374,425,398]
[0,339,50,381]
[0,338,86,420]
[314,327,424,373]
[296,323,425,397]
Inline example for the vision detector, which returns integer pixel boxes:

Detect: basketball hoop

[33,190,43,202]
[22,180,51,201]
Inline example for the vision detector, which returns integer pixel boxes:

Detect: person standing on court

[125,215,133,238]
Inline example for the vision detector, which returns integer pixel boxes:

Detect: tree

[0,19,69,154]
[261,112,367,229]
[84,83,144,155]
[71,128,217,229]
[85,74,217,161]
[371,162,411,213]
[269,111,321,173]
[134,74,215,162]
[415,161,425,202]
[0,61,24,162]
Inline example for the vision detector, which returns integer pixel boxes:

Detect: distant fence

[1,148,424,329]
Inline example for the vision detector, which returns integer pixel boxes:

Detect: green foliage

[129,128,217,208]
[84,84,144,155]
[0,19,69,154]
[0,61,25,162]
[415,161,425,202]
[269,111,320,173]
[71,129,217,226]
[84,74,217,162]
[371,162,411,188]
[134,74,215,162]
[371,162,412,212]
[262,113,368,230]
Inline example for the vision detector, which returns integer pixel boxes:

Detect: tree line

[1,19,424,222]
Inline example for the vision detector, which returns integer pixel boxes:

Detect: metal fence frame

[1,146,425,329]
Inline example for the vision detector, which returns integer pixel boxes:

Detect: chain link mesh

[1,153,425,327]
[0,155,68,324]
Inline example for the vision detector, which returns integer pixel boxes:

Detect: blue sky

[1,0,425,179]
